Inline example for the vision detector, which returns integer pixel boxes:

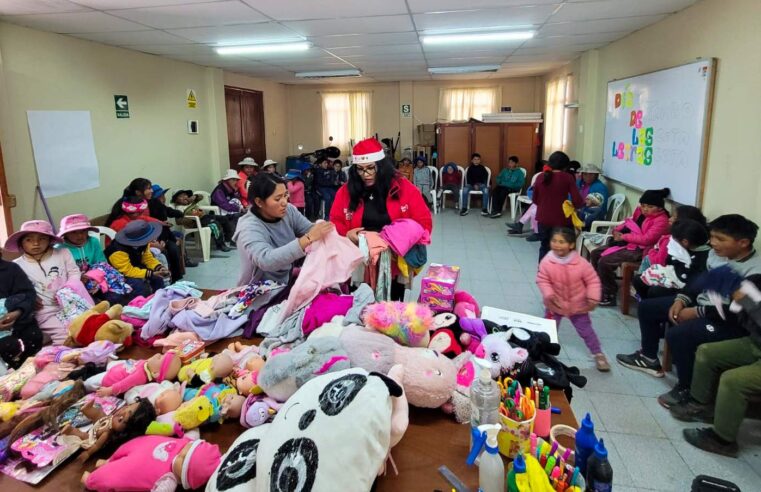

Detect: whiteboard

[27,111,100,198]
[602,59,715,206]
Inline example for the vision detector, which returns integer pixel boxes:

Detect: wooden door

[472,123,502,182]
[0,139,11,244]
[504,123,540,185]
[224,87,266,168]
[437,124,471,168]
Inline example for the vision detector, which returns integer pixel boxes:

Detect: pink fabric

[603,208,670,258]
[379,218,431,257]
[102,360,149,395]
[84,436,190,492]
[287,180,306,208]
[121,315,146,328]
[302,293,354,335]
[127,295,153,308]
[169,297,200,315]
[536,251,601,317]
[278,227,363,322]
[645,234,671,266]
[21,363,62,400]
[519,203,539,232]
[453,291,480,317]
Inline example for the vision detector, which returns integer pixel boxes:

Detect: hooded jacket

[537,251,601,317]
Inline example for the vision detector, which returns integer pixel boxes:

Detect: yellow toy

[0,402,19,422]
[64,301,133,347]
[146,396,212,437]
[178,353,234,384]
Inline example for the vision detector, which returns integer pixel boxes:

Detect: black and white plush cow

[206,368,404,492]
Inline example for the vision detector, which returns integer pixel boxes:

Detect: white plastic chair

[427,165,438,212]
[516,172,541,209]
[194,191,221,215]
[464,166,492,211]
[342,166,350,180]
[505,167,527,220]
[579,193,627,257]
[92,226,115,250]
[170,204,213,262]
[437,165,465,213]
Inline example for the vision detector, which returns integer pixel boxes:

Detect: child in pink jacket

[537,228,609,371]
[590,188,672,306]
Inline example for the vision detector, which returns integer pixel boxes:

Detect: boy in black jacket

[0,255,43,370]
[669,267,761,457]
[460,153,490,216]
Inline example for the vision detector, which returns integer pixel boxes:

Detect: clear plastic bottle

[470,359,501,451]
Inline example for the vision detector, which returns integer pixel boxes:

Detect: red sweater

[330,177,433,236]
[532,171,583,227]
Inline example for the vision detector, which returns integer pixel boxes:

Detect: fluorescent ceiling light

[428,65,500,74]
[422,31,534,45]
[295,69,362,79]
[216,42,310,55]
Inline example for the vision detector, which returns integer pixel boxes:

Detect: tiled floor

[184,211,761,491]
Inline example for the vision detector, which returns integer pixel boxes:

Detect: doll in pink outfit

[537,228,609,371]
[82,435,220,491]
[94,351,181,397]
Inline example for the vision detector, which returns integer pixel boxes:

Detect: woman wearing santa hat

[330,138,432,300]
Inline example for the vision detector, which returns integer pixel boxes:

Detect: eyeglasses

[356,165,377,176]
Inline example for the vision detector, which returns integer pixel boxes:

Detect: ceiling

[0,0,698,84]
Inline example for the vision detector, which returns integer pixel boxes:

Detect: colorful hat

[151,184,170,199]
[587,192,604,206]
[352,138,386,164]
[58,214,98,237]
[284,170,301,180]
[580,163,602,174]
[182,439,222,489]
[4,220,61,252]
[221,169,240,181]
[114,220,161,247]
[238,157,259,168]
[121,199,149,214]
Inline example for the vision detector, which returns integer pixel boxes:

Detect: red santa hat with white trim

[351,138,386,164]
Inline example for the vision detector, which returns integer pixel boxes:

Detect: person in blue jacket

[577,164,609,211]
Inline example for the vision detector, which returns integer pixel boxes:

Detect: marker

[544,455,556,474]
[550,465,561,480]
[561,447,572,462]
[530,433,537,455]
[549,441,559,457]
[570,467,580,487]
[551,406,562,414]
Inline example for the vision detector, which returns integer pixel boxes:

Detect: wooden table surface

[0,290,578,491]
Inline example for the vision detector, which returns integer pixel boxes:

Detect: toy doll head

[111,397,156,442]
[211,353,234,379]
[155,389,183,415]
[147,352,181,382]
[235,370,261,396]
[221,394,245,419]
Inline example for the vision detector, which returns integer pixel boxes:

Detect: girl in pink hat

[8,220,94,344]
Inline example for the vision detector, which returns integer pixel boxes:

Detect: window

[320,91,372,153]
[544,74,576,157]
[438,87,500,122]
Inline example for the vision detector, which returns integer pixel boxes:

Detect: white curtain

[544,77,568,158]
[321,91,372,154]
[438,87,500,122]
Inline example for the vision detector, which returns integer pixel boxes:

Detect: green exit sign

[114,95,129,118]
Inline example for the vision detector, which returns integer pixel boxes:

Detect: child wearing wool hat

[580,192,606,230]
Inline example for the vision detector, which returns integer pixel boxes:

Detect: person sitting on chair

[459,153,490,217]
[489,155,525,219]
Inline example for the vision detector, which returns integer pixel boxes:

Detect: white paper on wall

[26,111,100,198]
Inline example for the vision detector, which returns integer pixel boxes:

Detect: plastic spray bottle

[507,453,526,492]
[585,438,613,491]
[469,359,500,451]
[477,424,504,492]
[574,412,598,476]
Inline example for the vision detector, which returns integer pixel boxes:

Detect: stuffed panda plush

[206,368,403,492]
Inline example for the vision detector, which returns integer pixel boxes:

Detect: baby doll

[239,394,281,428]
[57,396,156,463]
[182,382,240,422]
[178,352,234,386]
[82,435,221,491]
[225,341,265,372]
[94,351,181,397]
[125,381,184,415]
[230,368,263,396]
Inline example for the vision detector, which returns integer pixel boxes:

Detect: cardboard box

[419,263,460,312]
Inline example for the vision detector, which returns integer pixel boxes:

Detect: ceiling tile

[312,32,418,49]
[338,53,425,62]
[408,0,560,14]
[244,0,409,21]
[7,11,150,32]
[539,14,667,36]
[283,15,414,37]
[72,29,192,46]
[109,1,266,29]
[423,45,516,57]
[127,44,217,56]
[431,73,496,80]
[328,44,423,56]
[523,31,628,47]
[167,22,301,45]
[506,53,577,63]
[413,5,556,32]
[167,53,259,68]
[354,60,427,69]
[0,0,89,15]
[552,0,696,22]
[427,56,506,66]
[512,43,603,56]
[73,0,225,8]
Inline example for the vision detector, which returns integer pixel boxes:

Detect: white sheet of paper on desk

[27,110,100,198]
[481,306,558,344]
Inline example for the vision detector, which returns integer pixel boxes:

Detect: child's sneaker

[480,210,490,217]
[460,209,469,216]
[594,353,610,372]
[489,212,502,219]
[599,295,617,307]
[616,351,664,377]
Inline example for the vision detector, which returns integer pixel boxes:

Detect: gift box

[419,264,460,312]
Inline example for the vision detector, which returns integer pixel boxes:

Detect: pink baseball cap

[58,214,98,237]
[182,439,221,489]
[4,220,61,253]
